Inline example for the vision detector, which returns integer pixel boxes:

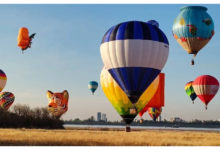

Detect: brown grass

[0,128,220,146]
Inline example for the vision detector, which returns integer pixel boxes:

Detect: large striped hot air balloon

[147,107,162,121]
[139,73,165,118]
[0,92,15,111]
[0,69,7,92]
[173,6,214,65]
[185,81,197,104]
[192,75,219,109]
[88,81,98,95]
[100,67,159,132]
[100,20,169,107]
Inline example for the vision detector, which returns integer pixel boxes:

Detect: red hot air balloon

[192,75,219,109]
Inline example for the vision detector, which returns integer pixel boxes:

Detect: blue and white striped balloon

[100,20,169,104]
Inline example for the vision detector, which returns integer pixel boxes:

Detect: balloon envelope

[173,6,214,62]
[147,107,162,121]
[0,69,7,92]
[0,92,15,110]
[100,20,169,104]
[88,81,98,94]
[17,27,30,50]
[185,81,197,103]
[100,67,159,125]
[139,73,165,117]
[47,90,69,118]
[192,75,219,108]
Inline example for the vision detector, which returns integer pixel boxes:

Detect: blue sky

[1,4,220,121]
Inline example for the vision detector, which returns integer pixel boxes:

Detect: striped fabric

[101,21,169,45]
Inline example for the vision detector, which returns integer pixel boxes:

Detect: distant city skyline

[1,4,220,122]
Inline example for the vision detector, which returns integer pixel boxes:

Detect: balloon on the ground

[0,69,7,92]
[139,73,165,117]
[17,27,36,52]
[88,81,98,94]
[47,90,69,118]
[100,67,159,131]
[192,75,219,109]
[0,92,15,110]
[185,81,197,104]
[147,107,162,121]
[100,20,169,105]
[173,6,214,65]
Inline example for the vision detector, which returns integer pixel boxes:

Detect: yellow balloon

[100,67,159,124]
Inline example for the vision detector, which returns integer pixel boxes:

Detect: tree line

[0,104,64,129]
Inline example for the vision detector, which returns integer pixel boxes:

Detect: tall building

[97,112,101,121]
[102,113,107,122]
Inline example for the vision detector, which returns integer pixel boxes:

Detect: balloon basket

[125,125,131,132]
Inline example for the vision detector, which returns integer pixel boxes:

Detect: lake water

[64,124,220,132]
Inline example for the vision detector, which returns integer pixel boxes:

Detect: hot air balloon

[47,90,69,118]
[0,69,7,92]
[88,81,98,95]
[100,67,159,132]
[17,27,36,53]
[185,81,197,104]
[147,107,162,121]
[173,6,214,65]
[0,92,15,110]
[100,20,169,111]
[192,75,219,109]
[139,73,165,118]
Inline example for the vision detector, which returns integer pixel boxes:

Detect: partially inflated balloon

[148,107,162,121]
[139,73,165,117]
[100,20,169,104]
[173,6,214,65]
[0,92,15,110]
[185,81,197,104]
[17,27,36,52]
[192,75,219,109]
[88,81,98,94]
[47,90,69,118]
[0,69,7,92]
[100,67,159,131]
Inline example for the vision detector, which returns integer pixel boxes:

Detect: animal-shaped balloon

[100,20,169,107]
[192,75,219,109]
[147,107,162,121]
[100,67,159,132]
[185,81,197,104]
[88,81,98,95]
[0,92,15,110]
[139,73,165,118]
[47,90,69,118]
[173,6,214,65]
[0,69,7,92]
[17,27,36,53]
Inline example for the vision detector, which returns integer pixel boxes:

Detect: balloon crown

[180,6,207,11]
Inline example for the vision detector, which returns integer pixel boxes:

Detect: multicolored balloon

[192,75,219,109]
[100,20,169,105]
[88,81,98,95]
[147,107,162,121]
[0,92,15,110]
[185,81,197,104]
[139,73,165,117]
[47,90,69,118]
[173,6,214,65]
[100,67,159,131]
[0,69,7,92]
[17,27,36,53]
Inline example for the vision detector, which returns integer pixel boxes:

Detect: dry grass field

[0,128,220,146]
